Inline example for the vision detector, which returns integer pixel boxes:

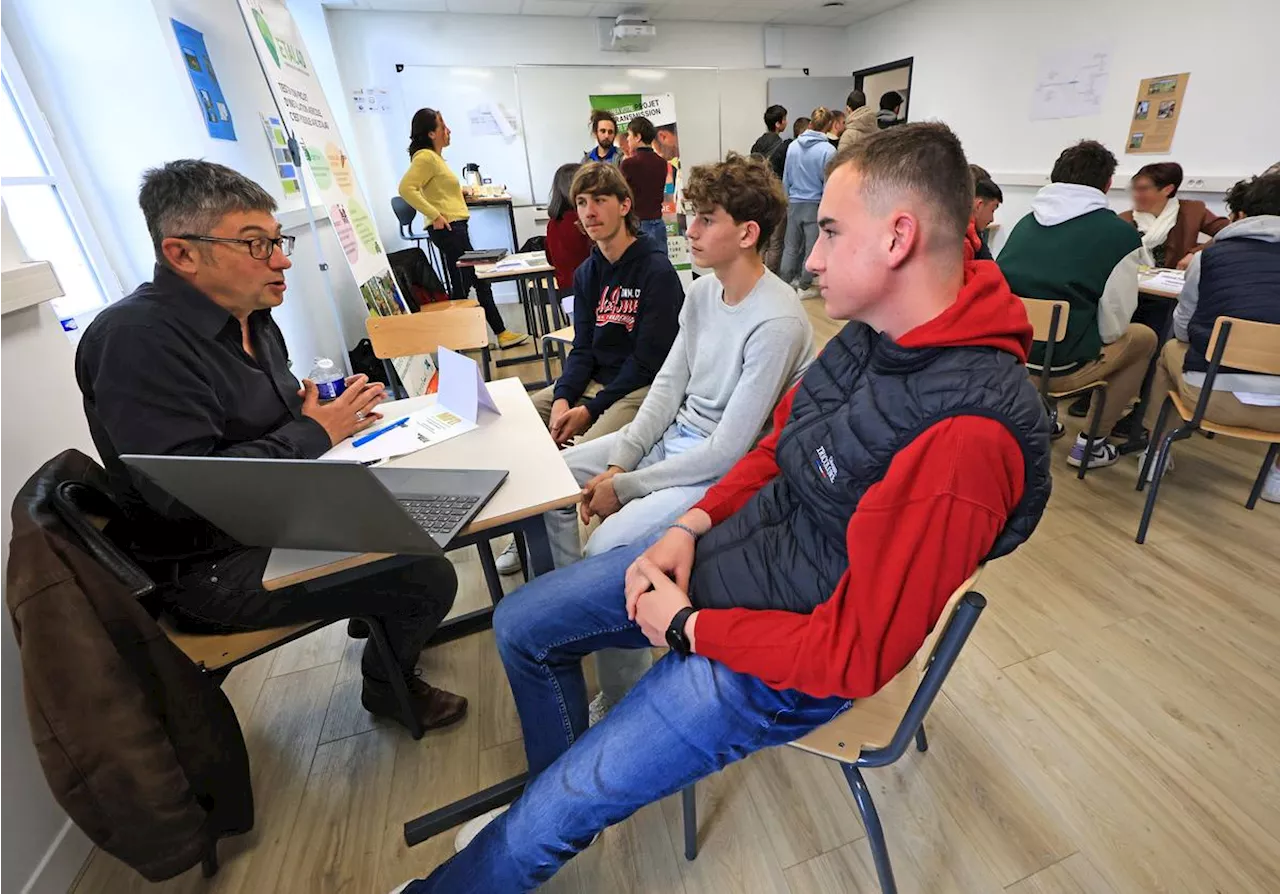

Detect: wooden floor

[74,303,1280,894]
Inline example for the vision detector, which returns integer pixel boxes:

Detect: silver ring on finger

[356,410,366,422]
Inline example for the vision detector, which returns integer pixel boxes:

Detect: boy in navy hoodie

[530,162,683,447]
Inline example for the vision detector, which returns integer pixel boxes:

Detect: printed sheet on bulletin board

[1126,72,1190,155]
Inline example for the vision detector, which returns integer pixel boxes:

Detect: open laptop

[121,456,507,555]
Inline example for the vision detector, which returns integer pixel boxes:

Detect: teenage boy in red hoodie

[392,122,1053,894]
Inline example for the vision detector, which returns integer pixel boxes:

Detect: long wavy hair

[408,108,441,158]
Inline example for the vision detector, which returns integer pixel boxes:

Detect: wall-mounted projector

[606,15,655,52]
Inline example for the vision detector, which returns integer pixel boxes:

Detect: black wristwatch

[666,607,697,658]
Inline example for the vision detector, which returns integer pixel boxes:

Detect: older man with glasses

[74,160,467,734]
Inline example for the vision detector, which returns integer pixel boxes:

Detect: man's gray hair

[139,159,277,265]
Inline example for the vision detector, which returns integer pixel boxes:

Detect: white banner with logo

[238,0,435,393]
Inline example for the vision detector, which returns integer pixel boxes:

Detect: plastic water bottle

[309,357,347,401]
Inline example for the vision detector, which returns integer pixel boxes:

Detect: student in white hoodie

[1141,174,1280,497]
[998,140,1157,468]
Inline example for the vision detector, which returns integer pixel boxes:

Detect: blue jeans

[546,423,718,704]
[408,535,850,893]
[639,217,669,256]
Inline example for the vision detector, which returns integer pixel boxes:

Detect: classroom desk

[263,377,578,594]
[262,377,577,846]
[471,251,568,386]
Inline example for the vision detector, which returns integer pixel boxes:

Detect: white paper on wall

[1030,47,1111,120]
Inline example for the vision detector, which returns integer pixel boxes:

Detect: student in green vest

[999,140,1157,469]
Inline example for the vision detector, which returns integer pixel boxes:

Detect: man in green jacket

[999,140,1157,468]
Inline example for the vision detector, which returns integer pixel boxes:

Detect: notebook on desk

[457,248,508,264]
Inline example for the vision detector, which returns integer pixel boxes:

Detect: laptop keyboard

[399,495,482,535]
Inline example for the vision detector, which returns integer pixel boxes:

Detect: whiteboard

[516,66,802,207]
[397,66,535,205]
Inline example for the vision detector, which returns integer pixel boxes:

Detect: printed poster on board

[1126,73,1190,155]
[238,0,437,391]
[589,93,690,271]
[171,19,236,141]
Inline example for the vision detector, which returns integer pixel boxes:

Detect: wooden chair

[679,571,987,894]
[1135,317,1280,543]
[541,324,575,386]
[1020,296,1110,478]
[366,304,492,393]
[49,480,424,877]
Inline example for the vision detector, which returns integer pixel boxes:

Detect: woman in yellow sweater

[399,108,528,348]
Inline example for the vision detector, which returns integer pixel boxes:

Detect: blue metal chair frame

[678,589,988,894]
[1135,318,1280,543]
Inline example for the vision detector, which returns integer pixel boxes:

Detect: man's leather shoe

[362,671,468,733]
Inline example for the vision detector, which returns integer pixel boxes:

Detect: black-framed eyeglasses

[178,233,295,260]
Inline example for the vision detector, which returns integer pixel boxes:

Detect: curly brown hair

[682,152,786,253]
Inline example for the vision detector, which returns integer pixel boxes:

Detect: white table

[263,377,579,591]
[470,251,567,385]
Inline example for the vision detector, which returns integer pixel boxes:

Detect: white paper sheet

[322,405,478,465]
[1030,46,1111,120]
[1142,269,1186,293]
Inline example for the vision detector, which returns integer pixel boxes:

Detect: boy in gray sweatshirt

[543,153,814,720]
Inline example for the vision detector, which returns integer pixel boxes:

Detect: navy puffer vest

[1185,237,1280,373]
[690,321,1053,613]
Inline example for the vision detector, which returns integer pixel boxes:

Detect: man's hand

[629,556,694,648]
[625,525,696,618]
[299,374,386,446]
[580,467,623,523]
[587,475,624,521]
[1175,253,1193,271]
[551,405,593,446]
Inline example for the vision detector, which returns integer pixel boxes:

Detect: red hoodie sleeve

[692,415,1024,699]
[693,384,796,523]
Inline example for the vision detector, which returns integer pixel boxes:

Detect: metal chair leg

[1078,386,1107,479]
[1246,443,1280,510]
[201,841,219,878]
[364,617,423,740]
[1135,425,1192,544]
[477,541,505,606]
[1137,396,1175,492]
[681,784,698,860]
[515,531,530,582]
[914,723,929,753]
[842,764,898,894]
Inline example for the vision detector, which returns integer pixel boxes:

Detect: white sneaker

[495,541,522,576]
[1137,448,1174,482]
[1067,435,1120,469]
[588,692,614,727]
[1261,462,1280,504]
[455,805,509,853]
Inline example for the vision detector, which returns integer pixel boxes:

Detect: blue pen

[352,417,409,447]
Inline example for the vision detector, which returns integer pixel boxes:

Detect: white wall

[846,0,1280,254]
[1,0,372,367]
[325,9,852,251]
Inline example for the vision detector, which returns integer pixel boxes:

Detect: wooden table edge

[262,492,581,591]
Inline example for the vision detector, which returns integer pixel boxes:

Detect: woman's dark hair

[1050,140,1117,191]
[408,107,441,158]
[1133,161,1184,197]
[548,163,580,220]
[627,116,657,144]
